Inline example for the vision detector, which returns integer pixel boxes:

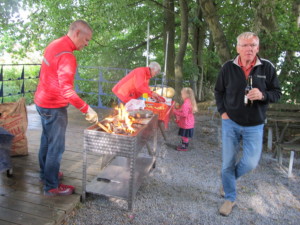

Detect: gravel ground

[65,114,300,225]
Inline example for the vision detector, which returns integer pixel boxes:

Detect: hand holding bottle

[247,88,264,101]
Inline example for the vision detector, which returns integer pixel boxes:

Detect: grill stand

[82,115,158,211]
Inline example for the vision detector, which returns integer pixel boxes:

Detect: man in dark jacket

[215,32,281,216]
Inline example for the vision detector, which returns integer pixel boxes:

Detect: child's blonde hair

[182,87,198,113]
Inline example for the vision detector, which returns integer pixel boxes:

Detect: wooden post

[267,127,273,151]
[288,151,294,178]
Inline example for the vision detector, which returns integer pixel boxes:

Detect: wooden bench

[266,103,300,151]
[278,134,300,177]
[266,104,300,177]
[279,144,300,177]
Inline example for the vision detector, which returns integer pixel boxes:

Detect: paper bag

[0,98,28,156]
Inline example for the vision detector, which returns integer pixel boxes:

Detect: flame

[118,103,135,133]
[102,103,135,134]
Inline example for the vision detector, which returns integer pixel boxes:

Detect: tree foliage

[0,0,299,103]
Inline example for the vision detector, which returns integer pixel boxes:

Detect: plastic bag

[125,99,145,111]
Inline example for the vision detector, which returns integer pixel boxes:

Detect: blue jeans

[36,105,68,192]
[221,119,264,202]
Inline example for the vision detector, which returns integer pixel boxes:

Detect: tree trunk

[295,0,300,28]
[163,0,175,88]
[279,0,299,78]
[174,0,189,101]
[191,1,206,101]
[252,0,278,59]
[200,0,231,64]
[278,0,300,102]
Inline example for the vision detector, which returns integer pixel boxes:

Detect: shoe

[220,186,225,198]
[219,200,236,216]
[176,142,188,151]
[44,186,73,196]
[59,183,75,193]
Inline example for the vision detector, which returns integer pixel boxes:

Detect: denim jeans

[36,105,68,192]
[221,119,264,202]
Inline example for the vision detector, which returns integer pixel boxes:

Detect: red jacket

[112,67,153,103]
[34,35,88,113]
[173,98,195,129]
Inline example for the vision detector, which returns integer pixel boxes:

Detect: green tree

[1,0,299,103]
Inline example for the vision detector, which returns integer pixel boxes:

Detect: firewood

[96,122,112,133]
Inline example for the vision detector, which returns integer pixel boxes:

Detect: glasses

[238,44,258,48]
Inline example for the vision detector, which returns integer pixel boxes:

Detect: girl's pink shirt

[173,98,195,129]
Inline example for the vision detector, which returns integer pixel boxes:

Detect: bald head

[68,20,92,34]
[67,20,93,51]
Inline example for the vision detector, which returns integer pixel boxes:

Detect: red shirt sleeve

[57,54,88,113]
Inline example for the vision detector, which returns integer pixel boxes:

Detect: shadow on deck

[0,105,112,225]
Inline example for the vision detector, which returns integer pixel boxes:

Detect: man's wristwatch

[261,93,265,101]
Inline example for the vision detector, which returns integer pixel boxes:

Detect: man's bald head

[68,20,92,35]
[67,20,92,51]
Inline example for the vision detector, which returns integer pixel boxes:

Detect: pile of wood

[96,116,150,135]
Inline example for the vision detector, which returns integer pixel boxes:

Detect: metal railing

[0,64,40,104]
[0,64,169,108]
[75,66,131,108]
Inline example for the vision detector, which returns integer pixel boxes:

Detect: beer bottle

[244,75,253,106]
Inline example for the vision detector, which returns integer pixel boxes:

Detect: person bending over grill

[112,62,165,103]
[34,20,98,196]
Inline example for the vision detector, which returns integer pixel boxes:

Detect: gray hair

[237,32,259,45]
[149,62,161,74]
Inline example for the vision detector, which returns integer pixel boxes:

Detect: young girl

[173,87,198,151]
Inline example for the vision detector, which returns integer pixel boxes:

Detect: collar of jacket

[233,55,263,68]
[64,35,77,51]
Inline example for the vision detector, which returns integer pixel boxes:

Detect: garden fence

[0,64,171,108]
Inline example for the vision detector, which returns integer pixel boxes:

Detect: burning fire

[116,103,135,133]
[98,103,136,134]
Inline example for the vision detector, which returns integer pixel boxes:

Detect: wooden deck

[0,105,112,225]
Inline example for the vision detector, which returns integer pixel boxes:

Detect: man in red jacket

[112,62,164,103]
[34,20,98,196]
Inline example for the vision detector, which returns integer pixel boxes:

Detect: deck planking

[0,105,112,225]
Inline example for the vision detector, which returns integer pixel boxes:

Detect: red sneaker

[44,185,73,196]
[176,146,188,151]
[59,183,75,193]
[176,143,188,151]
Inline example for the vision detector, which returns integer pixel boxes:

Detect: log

[96,122,112,133]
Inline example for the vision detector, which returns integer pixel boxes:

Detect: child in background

[173,87,198,151]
